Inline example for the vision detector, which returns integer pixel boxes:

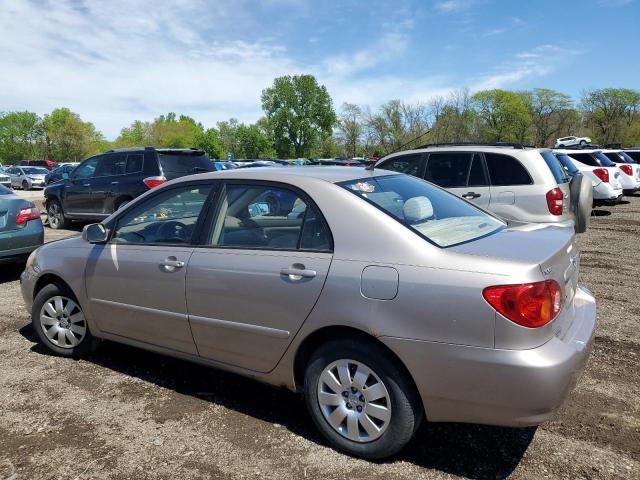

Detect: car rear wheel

[22,180,30,191]
[47,200,70,229]
[304,338,422,459]
[558,144,565,148]
[31,283,100,358]
[579,140,587,146]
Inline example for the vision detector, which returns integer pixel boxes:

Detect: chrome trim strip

[189,314,290,339]
[91,298,187,320]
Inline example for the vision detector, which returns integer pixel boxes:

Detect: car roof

[181,166,399,184]
[554,149,602,154]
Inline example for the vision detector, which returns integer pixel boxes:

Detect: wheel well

[33,274,73,299]
[292,326,421,402]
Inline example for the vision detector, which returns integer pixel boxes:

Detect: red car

[20,160,58,171]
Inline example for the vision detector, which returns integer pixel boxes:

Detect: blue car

[212,161,237,171]
[0,184,44,264]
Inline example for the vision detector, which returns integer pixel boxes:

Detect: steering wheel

[156,220,188,243]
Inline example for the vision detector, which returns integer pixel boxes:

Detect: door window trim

[104,180,219,247]
[198,179,334,254]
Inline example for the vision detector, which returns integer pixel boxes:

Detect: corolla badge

[542,266,553,277]
[570,254,578,268]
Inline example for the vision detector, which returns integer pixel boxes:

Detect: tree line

[1,75,639,165]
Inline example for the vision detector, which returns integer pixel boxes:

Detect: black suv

[45,147,213,229]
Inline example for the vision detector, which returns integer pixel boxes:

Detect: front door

[186,182,333,372]
[85,183,214,353]
[64,157,100,214]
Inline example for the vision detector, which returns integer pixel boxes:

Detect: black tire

[22,180,30,191]
[47,199,70,229]
[558,144,565,148]
[579,140,587,146]
[304,338,423,459]
[31,283,100,358]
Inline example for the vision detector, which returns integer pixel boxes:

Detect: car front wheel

[304,338,423,459]
[22,180,30,191]
[47,199,70,229]
[31,283,100,357]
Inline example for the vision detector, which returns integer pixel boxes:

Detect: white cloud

[433,0,476,13]
[471,45,583,91]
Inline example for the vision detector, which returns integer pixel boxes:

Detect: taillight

[16,204,41,224]
[483,280,563,328]
[143,176,167,189]
[619,164,633,176]
[545,187,564,215]
[593,168,609,183]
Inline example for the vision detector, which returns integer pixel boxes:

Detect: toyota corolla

[21,167,596,459]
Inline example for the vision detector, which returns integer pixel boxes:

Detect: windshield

[554,154,580,176]
[23,167,48,174]
[594,153,616,167]
[540,151,570,183]
[338,174,505,248]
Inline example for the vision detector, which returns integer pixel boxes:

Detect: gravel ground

[0,190,638,480]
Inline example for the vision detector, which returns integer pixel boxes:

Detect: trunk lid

[0,192,30,233]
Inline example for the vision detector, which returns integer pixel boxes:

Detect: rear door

[85,183,215,353]
[186,181,333,372]
[89,153,127,215]
[424,152,491,207]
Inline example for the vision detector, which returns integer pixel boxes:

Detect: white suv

[600,150,640,194]
[376,143,591,233]
[555,136,591,148]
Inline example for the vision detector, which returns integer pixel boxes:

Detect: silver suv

[376,143,591,233]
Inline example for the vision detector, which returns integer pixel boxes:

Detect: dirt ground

[0,190,638,480]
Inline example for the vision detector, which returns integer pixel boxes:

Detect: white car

[554,149,623,205]
[600,150,640,194]
[555,136,591,148]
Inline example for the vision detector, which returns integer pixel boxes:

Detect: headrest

[403,196,434,222]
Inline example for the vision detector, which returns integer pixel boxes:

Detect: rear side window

[567,153,598,167]
[158,152,213,174]
[625,151,640,162]
[380,154,422,176]
[126,154,144,173]
[603,152,623,163]
[594,153,616,167]
[95,154,126,177]
[554,154,580,176]
[540,152,570,183]
[425,153,472,188]
[485,153,532,186]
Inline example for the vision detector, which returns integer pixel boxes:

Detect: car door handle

[280,267,316,279]
[111,181,119,185]
[83,183,91,187]
[160,259,185,268]
[462,191,481,199]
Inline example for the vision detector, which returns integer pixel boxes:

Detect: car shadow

[591,209,612,217]
[19,324,534,479]
[0,263,25,284]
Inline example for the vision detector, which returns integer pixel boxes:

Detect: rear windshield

[158,152,213,173]
[540,152,570,183]
[0,185,12,195]
[567,153,598,167]
[594,153,616,167]
[554,154,580,176]
[618,151,635,164]
[338,174,505,248]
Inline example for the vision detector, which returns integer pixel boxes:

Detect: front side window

[113,186,212,244]
[73,157,100,179]
[339,174,504,248]
[209,184,331,251]
[380,154,422,176]
[485,153,532,186]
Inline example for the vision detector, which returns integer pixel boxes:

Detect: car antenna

[365,129,431,171]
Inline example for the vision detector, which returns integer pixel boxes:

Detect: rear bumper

[0,220,44,264]
[592,182,623,201]
[380,285,596,427]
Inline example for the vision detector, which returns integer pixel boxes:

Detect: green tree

[523,88,574,147]
[114,120,152,147]
[337,103,362,157]
[43,108,105,162]
[217,118,240,158]
[0,111,46,163]
[236,123,273,158]
[149,113,203,148]
[472,89,532,143]
[261,74,336,158]
[195,128,223,159]
[580,88,640,144]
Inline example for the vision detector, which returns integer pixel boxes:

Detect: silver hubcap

[39,296,86,349]
[317,359,391,443]
[48,204,60,227]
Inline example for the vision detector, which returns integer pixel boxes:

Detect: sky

[1,0,638,139]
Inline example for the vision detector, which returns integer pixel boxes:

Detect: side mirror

[62,173,69,180]
[82,223,109,244]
